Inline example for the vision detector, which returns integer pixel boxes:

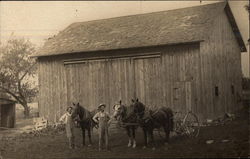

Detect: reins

[121,106,137,122]
[137,107,163,125]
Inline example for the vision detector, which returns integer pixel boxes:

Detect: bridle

[133,104,155,125]
[114,104,138,122]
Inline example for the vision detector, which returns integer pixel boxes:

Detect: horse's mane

[77,105,91,119]
[125,105,134,115]
[122,104,137,122]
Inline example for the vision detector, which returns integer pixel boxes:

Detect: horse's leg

[126,127,132,147]
[82,127,86,146]
[143,128,147,149]
[87,126,92,146]
[132,126,136,148]
[150,129,156,150]
[163,125,170,145]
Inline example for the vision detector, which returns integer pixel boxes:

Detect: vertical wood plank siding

[0,105,1,125]
[200,11,242,120]
[38,59,68,122]
[38,44,202,122]
[38,10,242,122]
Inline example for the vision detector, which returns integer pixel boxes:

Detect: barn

[0,93,16,128]
[34,2,246,122]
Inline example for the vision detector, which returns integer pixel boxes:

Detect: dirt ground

[0,106,249,159]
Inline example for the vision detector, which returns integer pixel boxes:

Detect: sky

[0,1,249,77]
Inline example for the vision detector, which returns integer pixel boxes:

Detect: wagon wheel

[173,111,185,136]
[182,112,200,138]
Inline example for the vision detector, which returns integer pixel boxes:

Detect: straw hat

[98,103,106,109]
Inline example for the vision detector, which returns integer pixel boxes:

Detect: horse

[71,102,98,147]
[131,98,174,149]
[113,100,138,148]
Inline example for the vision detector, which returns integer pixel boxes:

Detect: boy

[59,106,75,149]
[93,104,111,151]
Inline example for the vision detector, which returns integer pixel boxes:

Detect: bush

[242,77,250,90]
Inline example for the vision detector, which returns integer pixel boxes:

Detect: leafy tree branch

[0,38,38,118]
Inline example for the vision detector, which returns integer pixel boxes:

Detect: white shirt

[93,111,110,123]
[59,112,72,124]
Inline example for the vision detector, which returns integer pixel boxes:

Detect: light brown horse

[113,100,138,148]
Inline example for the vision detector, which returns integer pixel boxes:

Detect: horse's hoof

[128,143,132,147]
[142,146,147,149]
[152,147,156,151]
[88,144,92,147]
[132,144,136,148]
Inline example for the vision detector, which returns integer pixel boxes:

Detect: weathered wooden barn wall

[66,43,200,113]
[38,43,201,122]
[37,3,245,122]
[38,58,67,122]
[161,44,201,117]
[200,10,242,119]
[0,104,1,126]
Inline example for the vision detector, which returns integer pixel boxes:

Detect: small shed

[0,97,16,128]
[34,2,246,122]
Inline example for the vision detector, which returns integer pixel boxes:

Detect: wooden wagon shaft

[109,121,139,127]
[121,123,139,126]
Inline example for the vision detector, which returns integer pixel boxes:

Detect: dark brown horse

[113,100,138,148]
[132,99,174,149]
[71,102,98,147]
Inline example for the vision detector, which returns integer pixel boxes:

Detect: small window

[215,86,219,97]
[231,85,235,95]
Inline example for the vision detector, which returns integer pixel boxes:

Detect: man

[93,104,111,151]
[59,106,75,149]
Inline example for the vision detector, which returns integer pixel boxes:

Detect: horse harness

[139,108,167,125]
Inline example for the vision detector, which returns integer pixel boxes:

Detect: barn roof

[34,2,246,57]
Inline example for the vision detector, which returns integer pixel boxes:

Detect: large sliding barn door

[108,59,134,111]
[65,61,109,110]
[162,45,201,114]
[172,81,192,112]
[65,58,134,112]
[134,57,163,108]
[64,45,200,114]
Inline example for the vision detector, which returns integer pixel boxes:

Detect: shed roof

[34,2,246,57]
[0,93,15,105]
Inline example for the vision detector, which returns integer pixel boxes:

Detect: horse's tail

[162,107,174,131]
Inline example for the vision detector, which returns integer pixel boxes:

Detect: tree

[0,38,38,118]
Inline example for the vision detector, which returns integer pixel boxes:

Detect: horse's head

[113,100,126,121]
[130,98,145,119]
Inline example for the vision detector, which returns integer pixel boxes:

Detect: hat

[113,101,121,110]
[66,106,73,111]
[98,103,106,109]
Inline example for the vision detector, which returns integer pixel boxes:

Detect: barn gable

[199,4,244,119]
[34,2,245,57]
